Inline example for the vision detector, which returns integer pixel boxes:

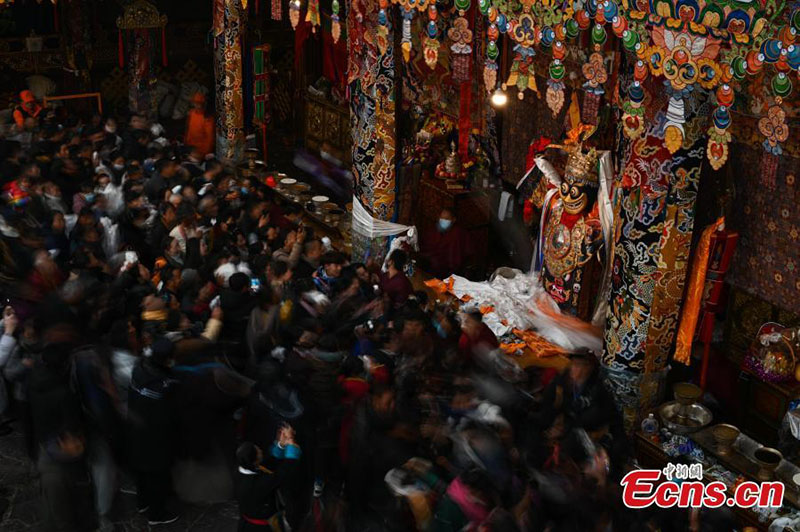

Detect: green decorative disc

[731,56,746,80]
[591,23,607,46]
[487,41,499,60]
[565,18,579,39]
[455,0,471,12]
[772,72,792,98]
[549,61,565,80]
[621,29,638,51]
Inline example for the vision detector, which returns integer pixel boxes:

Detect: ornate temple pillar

[601,95,707,430]
[213,0,247,161]
[347,0,397,262]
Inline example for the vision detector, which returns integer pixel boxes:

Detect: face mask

[433,320,447,338]
[84,193,96,203]
[105,124,117,134]
[438,218,453,232]
[241,187,249,195]
[113,163,125,171]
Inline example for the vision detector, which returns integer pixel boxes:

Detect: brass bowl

[711,424,740,455]
[754,447,783,481]
[659,401,712,434]
[674,382,703,406]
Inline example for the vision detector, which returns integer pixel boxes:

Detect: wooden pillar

[213,0,247,161]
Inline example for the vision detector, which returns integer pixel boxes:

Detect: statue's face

[559,180,588,214]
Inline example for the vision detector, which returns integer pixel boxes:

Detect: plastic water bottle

[641,413,659,436]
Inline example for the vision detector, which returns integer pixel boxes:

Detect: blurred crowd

[0,93,736,532]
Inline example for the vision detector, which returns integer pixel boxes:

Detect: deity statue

[528,139,611,322]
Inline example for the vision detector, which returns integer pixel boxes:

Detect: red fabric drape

[118,29,124,68]
[322,27,347,91]
[294,18,313,83]
[457,4,477,158]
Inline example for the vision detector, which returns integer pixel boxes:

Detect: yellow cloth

[674,217,725,365]
[568,92,581,132]
[142,309,169,322]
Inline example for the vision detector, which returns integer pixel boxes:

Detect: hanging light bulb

[490,87,508,108]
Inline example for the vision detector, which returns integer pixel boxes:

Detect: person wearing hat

[13,90,43,129]
[312,250,344,296]
[127,336,180,525]
[184,92,215,158]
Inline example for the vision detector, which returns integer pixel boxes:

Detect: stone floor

[0,427,239,531]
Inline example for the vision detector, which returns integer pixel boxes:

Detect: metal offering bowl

[659,401,712,434]
[711,424,740,455]
[673,382,703,406]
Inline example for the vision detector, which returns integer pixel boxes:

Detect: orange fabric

[423,278,448,294]
[674,217,726,365]
[185,109,215,157]
[13,109,25,128]
[479,305,494,315]
[499,342,527,354]
[512,328,567,358]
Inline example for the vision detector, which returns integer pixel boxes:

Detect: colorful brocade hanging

[423,4,439,69]
[332,0,341,43]
[448,0,473,83]
[391,0,430,62]
[305,0,320,31]
[271,0,282,20]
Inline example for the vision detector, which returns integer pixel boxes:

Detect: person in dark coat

[419,207,474,279]
[28,333,95,532]
[146,202,177,267]
[457,310,499,363]
[235,429,302,532]
[126,337,180,526]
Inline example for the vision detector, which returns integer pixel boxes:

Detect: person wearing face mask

[419,207,474,280]
[108,151,127,185]
[73,183,97,214]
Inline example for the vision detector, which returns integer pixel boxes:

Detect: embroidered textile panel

[603,107,705,375]
[214,0,245,161]
[727,144,800,316]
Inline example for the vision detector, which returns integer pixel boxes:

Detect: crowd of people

[0,94,737,532]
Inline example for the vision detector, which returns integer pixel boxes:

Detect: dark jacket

[127,359,179,471]
[236,444,302,527]
[28,348,85,454]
